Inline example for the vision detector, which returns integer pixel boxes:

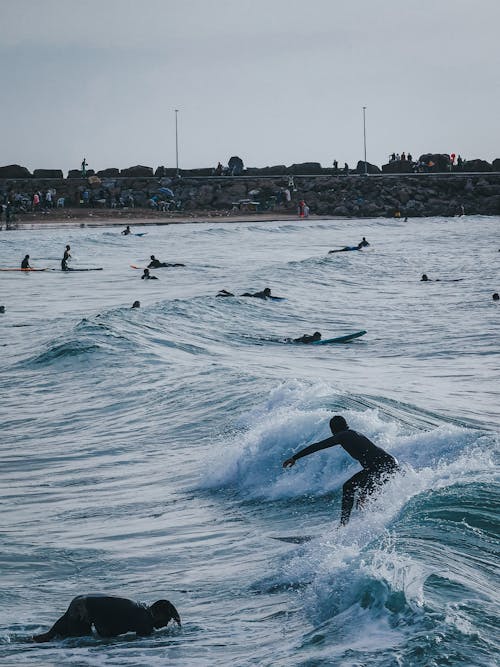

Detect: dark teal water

[0,216,498,666]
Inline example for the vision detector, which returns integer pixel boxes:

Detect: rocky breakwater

[1,163,500,219]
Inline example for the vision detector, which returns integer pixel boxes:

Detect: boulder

[120,165,154,177]
[288,162,322,175]
[492,158,500,171]
[68,169,83,178]
[463,159,492,172]
[97,168,120,177]
[247,165,287,176]
[228,156,244,176]
[418,153,452,172]
[382,160,413,174]
[32,169,64,179]
[0,164,32,178]
[356,160,381,175]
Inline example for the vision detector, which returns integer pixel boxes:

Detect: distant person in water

[216,289,234,297]
[359,237,370,247]
[293,331,322,343]
[131,300,141,308]
[0,305,5,313]
[283,415,400,525]
[240,287,273,299]
[32,594,180,642]
[148,255,184,268]
[121,225,131,235]
[328,243,363,254]
[61,244,71,271]
[141,269,158,280]
[21,254,31,269]
[493,293,499,301]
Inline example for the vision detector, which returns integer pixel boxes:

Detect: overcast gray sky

[2,0,499,173]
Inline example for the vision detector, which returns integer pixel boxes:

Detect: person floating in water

[141,268,158,280]
[293,331,321,343]
[283,415,399,525]
[240,287,274,299]
[21,254,31,269]
[32,594,180,643]
[328,243,363,254]
[216,289,234,297]
[131,300,141,308]
[121,225,131,235]
[493,293,499,301]
[148,255,185,268]
[61,244,71,271]
[359,237,370,247]
[0,305,5,313]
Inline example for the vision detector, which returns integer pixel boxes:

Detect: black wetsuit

[21,258,30,269]
[61,249,71,271]
[142,273,158,279]
[33,595,157,640]
[292,428,399,524]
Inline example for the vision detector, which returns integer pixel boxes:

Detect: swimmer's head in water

[263,288,271,296]
[66,245,70,250]
[132,300,140,308]
[0,306,5,313]
[312,331,321,340]
[493,293,499,301]
[421,274,429,281]
[330,415,348,433]
[150,255,156,260]
[150,599,181,627]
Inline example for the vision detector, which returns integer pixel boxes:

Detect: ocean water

[0,215,498,667]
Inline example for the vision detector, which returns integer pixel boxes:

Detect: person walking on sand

[283,415,399,525]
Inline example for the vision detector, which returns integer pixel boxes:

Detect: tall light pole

[362,106,367,176]
[175,109,179,176]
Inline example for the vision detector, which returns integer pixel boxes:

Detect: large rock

[463,159,492,172]
[228,156,244,176]
[418,153,452,172]
[288,162,322,174]
[120,165,154,177]
[32,169,64,178]
[382,160,413,174]
[492,158,500,171]
[356,160,381,174]
[0,164,32,178]
[247,165,287,176]
[97,168,120,177]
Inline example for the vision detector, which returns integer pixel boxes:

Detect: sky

[2,0,499,173]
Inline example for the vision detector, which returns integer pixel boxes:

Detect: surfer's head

[263,288,271,296]
[66,245,70,250]
[131,300,140,309]
[330,415,348,433]
[150,600,181,628]
[150,255,156,260]
[312,332,321,341]
[493,293,499,301]
[0,306,5,313]
[421,274,429,281]
[143,269,150,275]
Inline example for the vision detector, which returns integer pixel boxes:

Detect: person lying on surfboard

[328,243,363,254]
[293,332,322,343]
[121,225,132,235]
[148,255,185,268]
[32,594,180,643]
[21,254,31,269]
[283,415,400,525]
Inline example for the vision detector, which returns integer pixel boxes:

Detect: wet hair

[150,255,155,260]
[493,293,499,301]
[313,331,321,339]
[0,306,5,313]
[131,300,140,308]
[263,288,271,295]
[421,274,428,281]
[150,599,181,627]
[330,415,348,432]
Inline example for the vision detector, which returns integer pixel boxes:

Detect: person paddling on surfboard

[121,225,131,235]
[283,415,399,525]
[141,268,158,280]
[148,255,185,268]
[32,594,180,643]
[21,254,31,269]
[293,331,322,343]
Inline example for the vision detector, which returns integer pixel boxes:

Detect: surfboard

[133,233,147,236]
[51,268,103,272]
[311,330,367,345]
[130,264,184,269]
[271,535,314,544]
[0,268,48,272]
[328,246,361,253]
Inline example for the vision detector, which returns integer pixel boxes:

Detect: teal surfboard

[311,330,366,345]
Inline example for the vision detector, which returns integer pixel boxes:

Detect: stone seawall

[2,173,500,218]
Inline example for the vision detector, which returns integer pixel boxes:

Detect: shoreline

[2,208,347,230]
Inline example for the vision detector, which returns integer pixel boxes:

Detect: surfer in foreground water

[141,269,158,280]
[32,594,180,642]
[283,415,399,525]
[21,254,31,269]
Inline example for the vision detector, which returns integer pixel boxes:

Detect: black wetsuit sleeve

[292,435,340,461]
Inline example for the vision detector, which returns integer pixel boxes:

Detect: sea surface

[0,215,499,666]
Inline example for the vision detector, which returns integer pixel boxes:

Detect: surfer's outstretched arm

[283,436,339,467]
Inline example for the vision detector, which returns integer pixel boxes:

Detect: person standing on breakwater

[283,415,400,525]
[81,158,88,178]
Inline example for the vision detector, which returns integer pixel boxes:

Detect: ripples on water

[1,217,499,666]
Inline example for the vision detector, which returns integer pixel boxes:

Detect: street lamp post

[175,109,179,176]
[363,106,367,176]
